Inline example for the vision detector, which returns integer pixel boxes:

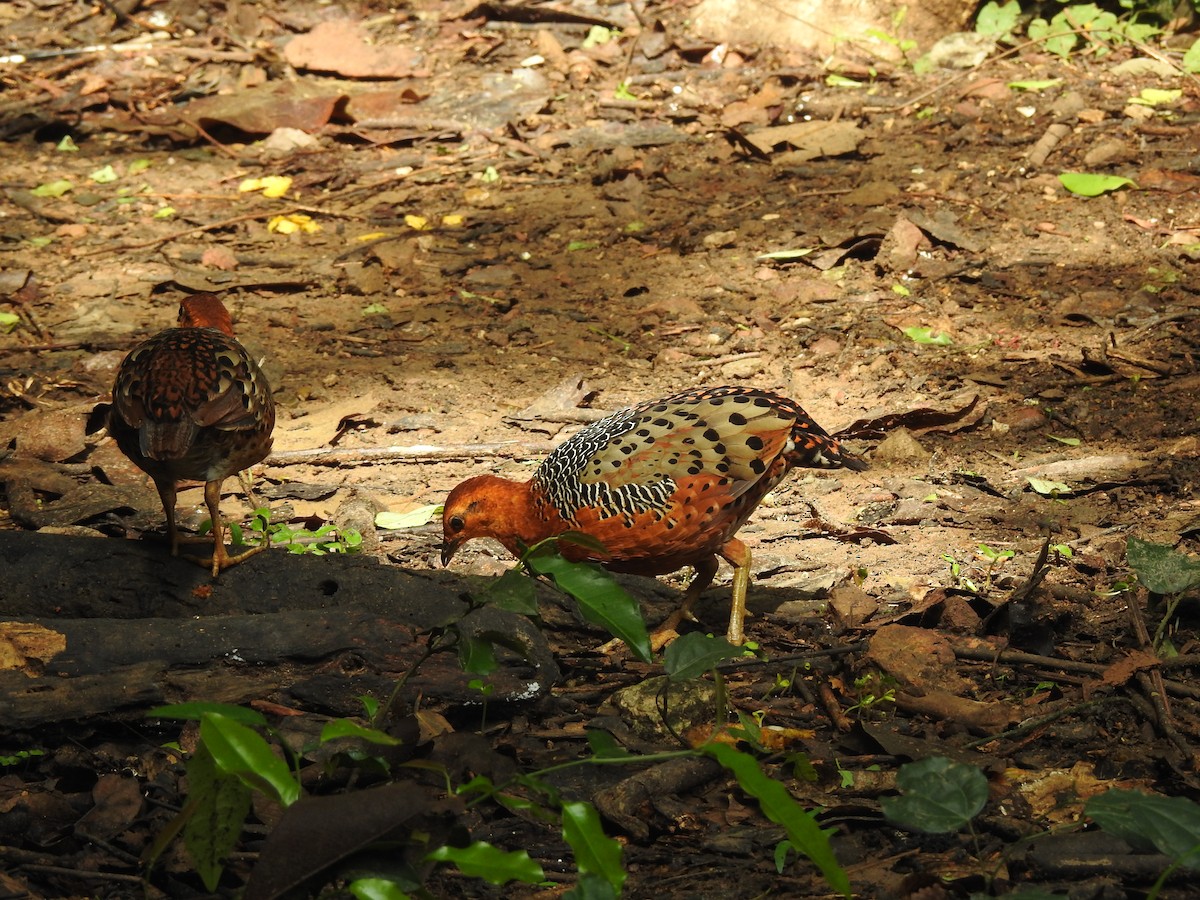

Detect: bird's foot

[183,540,270,578]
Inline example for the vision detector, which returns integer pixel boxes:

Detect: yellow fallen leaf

[267,214,320,235]
[442,213,465,227]
[240,175,293,198]
[357,232,389,241]
[404,214,430,231]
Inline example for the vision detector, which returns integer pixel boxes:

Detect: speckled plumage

[442,386,866,645]
[109,293,275,576]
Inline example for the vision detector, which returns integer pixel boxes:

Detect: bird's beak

[440,538,462,567]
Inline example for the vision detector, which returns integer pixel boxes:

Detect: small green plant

[0,748,45,767]
[1125,537,1200,653]
[845,672,897,717]
[223,507,363,555]
[977,0,1167,57]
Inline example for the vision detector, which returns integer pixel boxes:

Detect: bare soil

[3,1,1200,897]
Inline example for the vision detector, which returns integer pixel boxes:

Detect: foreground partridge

[109,293,275,576]
[441,386,866,646]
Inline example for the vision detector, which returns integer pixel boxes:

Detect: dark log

[0,531,559,728]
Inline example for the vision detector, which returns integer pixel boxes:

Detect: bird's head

[441,474,538,566]
[178,293,236,337]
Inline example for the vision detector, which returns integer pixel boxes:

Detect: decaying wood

[0,531,558,728]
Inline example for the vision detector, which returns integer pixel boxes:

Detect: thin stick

[265,440,560,468]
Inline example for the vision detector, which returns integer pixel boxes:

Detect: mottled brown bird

[109,293,275,576]
[441,386,866,646]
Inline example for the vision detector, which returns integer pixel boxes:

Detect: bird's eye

[448,515,465,533]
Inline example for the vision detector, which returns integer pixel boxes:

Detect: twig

[679,351,762,370]
[75,209,299,257]
[265,440,560,468]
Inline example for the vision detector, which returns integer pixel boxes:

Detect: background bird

[109,292,275,576]
[441,385,866,646]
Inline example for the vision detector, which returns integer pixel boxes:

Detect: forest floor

[3,0,1200,897]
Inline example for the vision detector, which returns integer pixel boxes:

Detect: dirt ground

[3,0,1200,897]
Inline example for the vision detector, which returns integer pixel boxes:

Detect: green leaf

[147,702,268,726]
[825,74,863,88]
[1028,15,1077,56]
[1086,789,1200,868]
[568,240,599,252]
[1130,88,1182,107]
[183,742,252,892]
[585,729,634,759]
[458,634,498,675]
[0,311,19,332]
[1008,79,1063,91]
[562,802,626,893]
[1058,172,1137,197]
[581,25,616,48]
[902,326,953,346]
[1126,537,1200,595]
[375,505,443,529]
[31,179,73,198]
[427,842,545,885]
[975,0,1020,37]
[1048,435,1080,446]
[478,565,539,616]
[526,545,652,663]
[348,877,414,900]
[90,165,118,184]
[663,632,743,681]
[200,713,301,807]
[756,248,814,261]
[880,757,988,834]
[56,135,79,152]
[704,743,850,897]
[1184,38,1200,74]
[565,872,619,899]
[129,158,152,174]
[319,719,403,747]
[1026,476,1072,496]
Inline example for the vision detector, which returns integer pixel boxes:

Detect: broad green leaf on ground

[902,326,953,346]
[0,312,20,332]
[319,719,403,747]
[348,878,413,900]
[526,545,651,662]
[183,742,253,892]
[756,248,814,261]
[704,742,850,897]
[31,179,73,198]
[375,504,442,529]
[562,802,625,893]
[1126,537,1200,595]
[1027,477,1072,496]
[1129,89,1181,107]
[663,632,743,681]
[1008,79,1063,91]
[148,702,268,726]
[1058,173,1136,197]
[200,713,301,807]
[1185,38,1200,74]
[427,842,545,885]
[1086,789,1200,868]
[585,729,634,759]
[880,757,988,834]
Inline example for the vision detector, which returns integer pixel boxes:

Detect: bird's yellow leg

[719,539,751,646]
[182,478,270,576]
